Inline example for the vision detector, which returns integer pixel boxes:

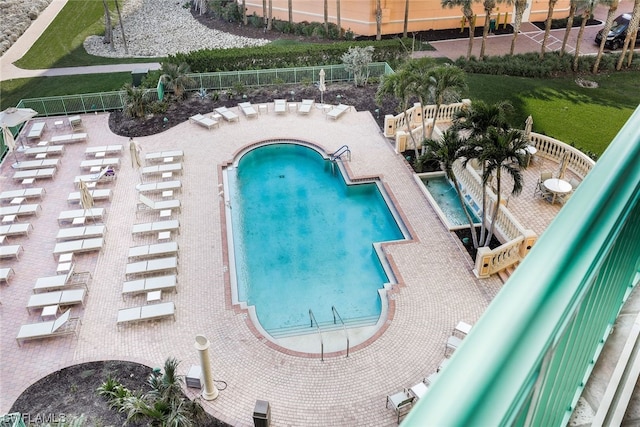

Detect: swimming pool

[418,172,481,230]
[224,142,407,337]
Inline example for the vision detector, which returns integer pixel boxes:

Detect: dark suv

[595,14,639,50]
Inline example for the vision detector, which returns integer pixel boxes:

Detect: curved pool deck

[0,105,563,425]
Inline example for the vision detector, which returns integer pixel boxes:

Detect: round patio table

[544,178,572,204]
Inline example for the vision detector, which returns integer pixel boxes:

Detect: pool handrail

[309,309,324,362]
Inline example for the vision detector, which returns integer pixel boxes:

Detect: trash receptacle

[489,19,496,32]
[131,68,149,87]
[253,400,270,427]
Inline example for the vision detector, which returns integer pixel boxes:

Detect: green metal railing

[13,63,393,118]
[404,106,640,425]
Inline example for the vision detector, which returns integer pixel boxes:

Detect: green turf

[466,72,640,156]
[0,73,132,110]
[14,0,164,69]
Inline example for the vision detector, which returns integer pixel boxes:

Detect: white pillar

[194,335,219,400]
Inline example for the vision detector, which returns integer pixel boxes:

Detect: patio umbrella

[0,107,38,151]
[129,138,142,168]
[0,107,38,128]
[79,180,94,217]
[558,152,569,179]
[524,115,533,143]
[2,124,19,164]
[318,69,326,108]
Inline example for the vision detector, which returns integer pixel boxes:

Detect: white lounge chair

[0,245,23,260]
[214,106,239,122]
[145,150,184,163]
[67,189,112,205]
[0,223,34,238]
[141,163,182,178]
[122,275,177,299]
[56,225,106,242]
[57,208,105,225]
[68,115,83,131]
[24,146,65,157]
[79,158,120,171]
[137,194,181,215]
[52,237,104,257]
[50,133,87,144]
[128,241,179,261]
[84,145,123,157]
[117,302,176,328]
[125,256,178,279]
[12,159,59,170]
[74,165,116,188]
[326,104,350,120]
[26,289,86,313]
[386,389,414,423]
[132,220,180,237]
[136,180,182,195]
[238,102,258,118]
[0,267,14,284]
[298,99,315,115]
[33,264,91,293]
[189,114,219,130]
[274,99,287,114]
[16,309,81,346]
[27,122,46,140]
[0,204,41,218]
[0,188,46,203]
[12,168,56,181]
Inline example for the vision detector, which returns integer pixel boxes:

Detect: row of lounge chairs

[117,149,184,329]
[385,321,473,423]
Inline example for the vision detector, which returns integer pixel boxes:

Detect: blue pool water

[420,175,480,227]
[226,143,405,334]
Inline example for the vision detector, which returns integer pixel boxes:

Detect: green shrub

[168,39,406,72]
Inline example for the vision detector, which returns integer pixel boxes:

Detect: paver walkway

[0,105,570,424]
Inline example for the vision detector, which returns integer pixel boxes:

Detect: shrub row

[454,51,640,77]
[168,39,407,72]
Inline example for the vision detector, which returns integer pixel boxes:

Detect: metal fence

[404,106,640,426]
[14,62,393,118]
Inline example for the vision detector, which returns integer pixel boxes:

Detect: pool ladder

[308,307,351,362]
[330,145,351,162]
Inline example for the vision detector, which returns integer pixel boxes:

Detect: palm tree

[454,101,513,244]
[403,0,410,38]
[478,128,528,246]
[376,69,421,161]
[159,62,195,99]
[102,0,113,50]
[376,0,382,40]
[243,0,248,26]
[479,0,499,58]
[594,0,619,72]
[573,0,597,71]
[560,0,579,55]
[404,58,437,144]
[268,0,273,30]
[422,64,467,144]
[123,83,146,118]
[114,0,128,54]
[540,0,559,57]
[288,0,292,24]
[337,0,342,38]
[617,0,640,69]
[510,0,528,54]
[324,0,329,34]
[442,0,476,59]
[262,0,267,27]
[423,130,480,248]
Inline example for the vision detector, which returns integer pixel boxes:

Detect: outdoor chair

[16,309,81,346]
[0,245,23,260]
[67,189,112,205]
[0,223,33,238]
[0,187,46,203]
[26,289,86,313]
[137,194,181,215]
[12,168,56,182]
[121,274,177,299]
[326,104,350,120]
[274,99,287,114]
[33,264,92,293]
[298,99,314,115]
[74,165,116,188]
[189,114,219,130]
[52,237,105,258]
[534,171,553,198]
[214,107,239,122]
[117,302,176,329]
[50,133,87,144]
[445,335,463,356]
[27,122,46,140]
[386,388,414,424]
[238,102,258,118]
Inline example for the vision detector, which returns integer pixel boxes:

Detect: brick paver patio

[0,105,564,425]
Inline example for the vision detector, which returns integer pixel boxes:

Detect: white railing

[384,99,471,139]
[529,133,595,178]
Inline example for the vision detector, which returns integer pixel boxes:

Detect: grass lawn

[14,0,164,69]
[466,72,640,156]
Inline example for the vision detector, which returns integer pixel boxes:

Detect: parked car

[595,14,639,50]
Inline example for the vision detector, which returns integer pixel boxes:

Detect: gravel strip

[83,0,269,58]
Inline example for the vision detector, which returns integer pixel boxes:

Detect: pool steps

[269,314,380,339]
